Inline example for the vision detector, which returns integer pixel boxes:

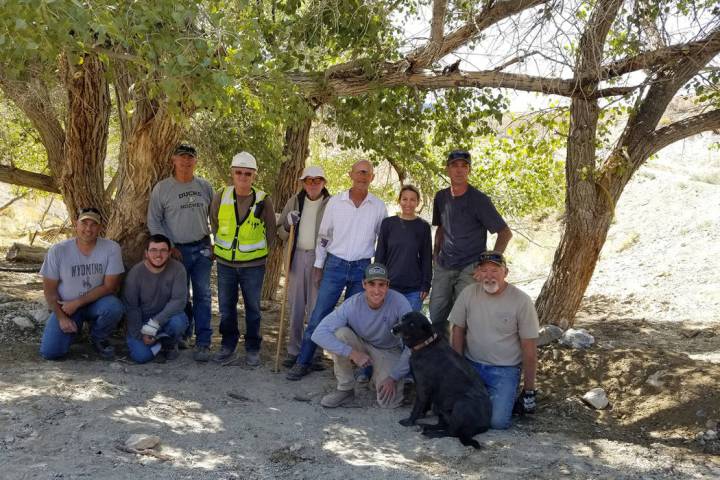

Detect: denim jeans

[399,290,423,311]
[177,240,213,347]
[126,312,188,364]
[39,295,124,360]
[217,262,265,352]
[468,359,520,430]
[296,254,370,366]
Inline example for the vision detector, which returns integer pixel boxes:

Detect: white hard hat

[231,151,257,170]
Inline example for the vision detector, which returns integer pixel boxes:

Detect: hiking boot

[164,344,180,361]
[178,338,190,350]
[212,346,236,364]
[91,339,115,360]
[282,354,298,368]
[245,350,261,367]
[286,363,311,381]
[154,350,167,363]
[321,389,355,408]
[193,346,211,362]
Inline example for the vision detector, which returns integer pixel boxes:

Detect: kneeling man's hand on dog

[349,349,372,368]
[378,377,396,403]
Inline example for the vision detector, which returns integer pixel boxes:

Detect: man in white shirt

[287,160,387,380]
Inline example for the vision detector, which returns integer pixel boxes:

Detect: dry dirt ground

[1,143,719,479]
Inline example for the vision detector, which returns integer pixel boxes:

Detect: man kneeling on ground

[311,263,412,408]
[449,251,539,429]
[39,208,125,360]
[123,234,189,363]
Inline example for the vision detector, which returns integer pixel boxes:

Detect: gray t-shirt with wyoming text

[147,176,214,244]
[40,238,125,301]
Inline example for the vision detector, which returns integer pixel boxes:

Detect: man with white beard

[448,251,539,430]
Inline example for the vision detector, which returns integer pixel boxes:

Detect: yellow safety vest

[214,186,268,262]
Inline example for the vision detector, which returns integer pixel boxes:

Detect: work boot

[164,345,180,361]
[193,346,211,362]
[245,350,261,367]
[91,338,115,360]
[178,338,190,350]
[212,346,236,364]
[321,389,355,408]
[282,354,298,368]
[286,363,311,381]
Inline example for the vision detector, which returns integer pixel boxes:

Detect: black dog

[392,311,491,449]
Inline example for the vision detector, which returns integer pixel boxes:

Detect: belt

[174,236,210,247]
[328,253,370,265]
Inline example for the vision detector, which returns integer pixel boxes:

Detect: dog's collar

[412,333,438,351]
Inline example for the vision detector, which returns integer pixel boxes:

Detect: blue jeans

[126,312,188,363]
[468,360,521,429]
[400,290,423,311]
[217,263,265,352]
[296,254,369,366]
[177,241,213,347]
[39,295,124,360]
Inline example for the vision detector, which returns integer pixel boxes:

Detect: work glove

[513,389,537,415]
[285,210,300,229]
[140,318,160,337]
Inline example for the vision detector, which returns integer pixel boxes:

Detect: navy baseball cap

[446,150,471,165]
[173,144,197,157]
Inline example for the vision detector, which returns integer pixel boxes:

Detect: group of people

[38,144,539,430]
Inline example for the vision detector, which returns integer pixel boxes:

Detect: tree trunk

[59,53,111,220]
[6,243,47,263]
[105,103,183,265]
[261,116,313,301]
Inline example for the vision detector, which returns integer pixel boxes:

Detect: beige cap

[231,151,257,170]
[78,208,102,224]
[299,166,326,180]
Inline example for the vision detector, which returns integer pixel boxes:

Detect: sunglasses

[147,248,170,255]
[78,207,101,215]
[303,177,324,185]
[233,171,254,177]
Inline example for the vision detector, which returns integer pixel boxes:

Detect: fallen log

[6,242,47,263]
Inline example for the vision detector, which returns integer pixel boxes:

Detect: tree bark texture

[59,53,111,221]
[261,116,313,301]
[105,100,183,265]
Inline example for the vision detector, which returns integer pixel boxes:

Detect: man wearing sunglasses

[123,234,189,363]
[430,149,512,337]
[210,152,277,366]
[147,144,214,362]
[448,251,538,430]
[39,208,125,360]
[276,166,331,368]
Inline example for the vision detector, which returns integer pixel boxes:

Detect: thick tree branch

[587,29,720,83]
[0,165,59,193]
[409,0,448,68]
[408,0,549,68]
[639,109,720,160]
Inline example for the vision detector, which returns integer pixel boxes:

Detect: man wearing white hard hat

[210,151,277,366]
[276,166,331,368]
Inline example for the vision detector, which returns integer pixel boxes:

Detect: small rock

[705,430,718,441]
[125,434,160,450]
[705,419,718,431]
[646,370,667,388]
[537,325,564,346]
[581,388,609,409]
[32,308,50,325]
[559,328,594,349]
[11,316,34,329]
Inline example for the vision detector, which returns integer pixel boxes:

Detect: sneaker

[164,345,180,361]
[286,363,311,381]
[321,389,355,408]
[245,351,261,367]
[212,346,236,364]
[193,346,211,362]
[282,354,298,368]
[91,339,115,360]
